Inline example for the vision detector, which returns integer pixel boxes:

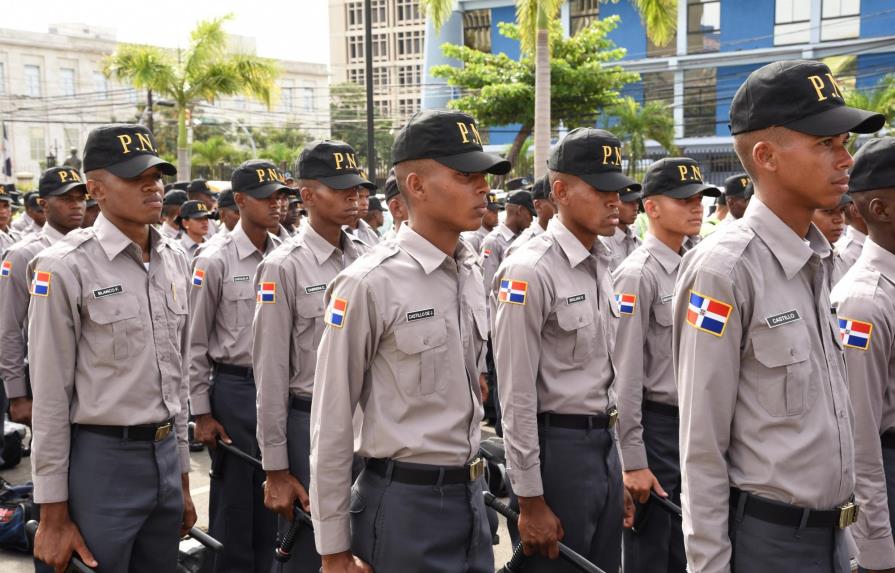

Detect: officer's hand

[34,502,98,573]
[8,396,32,425]
[321,551,374,572]
[194,413,232,448]
[478,373,489,403]
[623,467,667,504]
[180,473,198,536]
[264,470,310,520]
[517,495,564,559]
[623,487,636,529]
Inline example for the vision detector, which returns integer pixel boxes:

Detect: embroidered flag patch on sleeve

[839,317,872,350]
[498,279,528,305]
[325,297,348,328]
[257,282,276,304]
[615,293,637,316]
[686,290,732,337]
[0,260,11,278]
[30,271,51,297]
[192,268,205,288]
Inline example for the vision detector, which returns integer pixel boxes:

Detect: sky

[1,0,331,65]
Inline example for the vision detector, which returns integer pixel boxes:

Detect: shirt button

[423,337,430,345]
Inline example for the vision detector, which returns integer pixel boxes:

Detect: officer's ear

[85,172,106,204]
[642,197,660,219]
[550,177,569,205]
[867,193,895,224]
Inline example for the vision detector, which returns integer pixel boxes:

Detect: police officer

[310,110,507,572]
[603,186,642,271]
[506,176,555,256]
[381,168,407,241]
[0,186,22,254]
[12,191,45,236]
[613,158,719,573]
[344,182,380,245]
[461,192,500,254]
[814,192,850,246]
[82,193,100,228]
[160,189,188,239]
[216,188,240,233]
[491,127,635,572]
[0,167,87,428]
[188,178,220,237]
[829,137,895,573]
[835,193,868,270]
[178,199,212,258]
[674,60,884,572]
[29,123,196,572]
[703,174,750,237]
[481,189,533,291]
[254,140,373,572]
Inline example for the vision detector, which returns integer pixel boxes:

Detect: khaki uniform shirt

[491,217,618,497]
[674,198,854,573]
[11,213,39,236]
[253,225,366,471]
[309,224,488,555]
[602,225,642,272]
[613,234,682,471]
[0,228,22,254]
[28,214,192,504]
[505,221,546,257]
[180,234,203,259]
[0,225,65,399]
[833,226,866,285]
[344,219,380,247]
[188,222,280,415]
[481,222,517,295]
[831,238,895,569]
[159,221,181,240]
[462,225,491,255]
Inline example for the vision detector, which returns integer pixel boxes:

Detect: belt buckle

[468,457,484,481]
[837,501,858,528]
[608,406,619,428]
[154,422,172,442]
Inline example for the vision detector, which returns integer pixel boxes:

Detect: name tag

[232,275,250,282]
[305,283,327,294]
[407,308,435,322]
[93,285,123,299]
[766,310,801,328]
[567,294,586,305]
[661,294,673,304]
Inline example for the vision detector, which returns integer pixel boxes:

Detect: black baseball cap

[296,140,375,190]
[163,189,189,207]
[368,196,387,212]
[729,60,885,136]
[85,193,97,208]
[507,190,536,217]
[217,188,236,209]
[548,128,640,193]
[392,110,511,175]
[0,184,18,205]
[24,191,43,211]
[486,192,503,212]
[531,177,550,201]
[232,159,290,199]
[384,168,400,201]
[506,177,531,191]
[724,173,751,197]
[179,200,212,220]
[172,181,190,191]
[83,123,176,178]
[39,167,87,198]
[620,186,643,203]
[188,179,213,196]
[849,137,895,193]
[642,158,720,199]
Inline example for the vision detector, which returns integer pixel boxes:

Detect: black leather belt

[366,457,485,485]
[537,407,618,430]
[730,487,858,529]
[290,395,312,412]
[881,430,895,449]
[643,399,679,417]
[214,363,253,378]
[78,418,175,442]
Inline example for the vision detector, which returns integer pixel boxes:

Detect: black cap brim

[317,172,376,191]
[577,170,641,194]
[786,105,885,136]
[41,181,88,198]
[105,154,177,179]
[435,150,512,176]
[655,183,721,199]
[620,189,643,202]
[237,181,289,199]
[838,193,853,207]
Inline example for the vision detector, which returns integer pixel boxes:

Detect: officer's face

[812,205,847,244]
[237,191,282,230]
[303,183,360,227]
[90,166,165,226]
[357,188,370,218]
[618,200,639,226]
[82,204,101,228]
[220,206,241,231]
[0,200,10,228]
[277,193,290,220]
[482,208,499,228]
[183,216,209,238]
[43,189,87,232]
[775,131,853,210]
[28,205,47,227]
[727,195,749,220]
[534,198,556,222]
[649,194,704,237]
[556,175,620,237]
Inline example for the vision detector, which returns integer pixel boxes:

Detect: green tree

[104,14,280,179]
[329,82,394,185]
[431,18,639,173]
[191,136,241,179]
[843,74,895,152]
[604,96,677,176]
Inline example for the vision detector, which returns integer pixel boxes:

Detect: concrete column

[421,9,464,110]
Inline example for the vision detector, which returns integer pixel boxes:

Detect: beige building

[0,24,330,181]
[329,0,425,122]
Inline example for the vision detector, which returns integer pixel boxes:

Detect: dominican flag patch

[30,271,51,297]
[686,290,732,337]
[192,268,205,288]
[257,282,276,304]
[482,249,492,258]
[839,317,872,350]
[0,260,10,278]
[498,279,527,305]
[615,293,637,316]
[325,297,348,328]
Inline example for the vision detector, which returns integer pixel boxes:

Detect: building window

[64,128,80,151]
[347,1,363,29]
[29,127,45,161]
[371,0,387,26]
[683,68,716,137]
[301,87,315,112]
[822,0,860,41]
[372,33,388,61]
[397,30,424,58]
[24,65,41,97]
[464,9,492,52]
[774,0,811,45]
[397,64,421,89]
[372,66,388,92]
[281,83,294,111]
[396,0,421,22]
[398,97,419,118]
[569,0,600,36]
[93,71,107,100]
[642,71,674,109]
[374,99,390,117]
[60,67,76,96]
[0,62,5,95]
[687,0,721,54]
[348,68,365,86]
[347,35,365,63]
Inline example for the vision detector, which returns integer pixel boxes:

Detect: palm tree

[606,96,677,176]
[421,0,677,178]
[191,136,239,179]
[843,74,895,153]
[105,15,279,179]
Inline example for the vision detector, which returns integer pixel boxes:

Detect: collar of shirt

[42,224,65,245]
[861,237,895,285]
[94,213,167,261]
[231,221,275,260]
[497,222,515,242]
[846,225,867,246]
[547,217,608,268]
[301,223,360,266]
[643,233,682,274]
[744,197,830,280]
[180,234,200,252]
[396,224,476,275]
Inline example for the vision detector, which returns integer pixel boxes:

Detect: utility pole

[147,89,154,133]
[364,0,376,184]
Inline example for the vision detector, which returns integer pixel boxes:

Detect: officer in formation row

[2,57,894,573]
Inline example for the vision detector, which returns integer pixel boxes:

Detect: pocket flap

[222,281,255,301]
[752,325,809,368]
[395,317,447,355]
[654,302,673,327]
[87,292,139,324]
[556,304,593,332]
[296,294,325,318]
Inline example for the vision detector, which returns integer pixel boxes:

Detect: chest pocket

[394,317,448,396]
[654,301,673,327]
[555,303,596,362]
[751,323,816,417]
[86,292,141,360]
[222,281,255,327]
[295,294,326,350]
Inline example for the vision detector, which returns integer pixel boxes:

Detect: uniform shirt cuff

[179,445,191,473]
[313,516,351,556]
[261,444,290,472]
[620,445,649,472]
[856,535,895,570]
[4,377,28,400]
[33,473,69,504]
[190,392,211,416]
[508,465,544,498]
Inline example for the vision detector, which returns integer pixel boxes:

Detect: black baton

[25,520,97,573]
[189,526,224,552]
[649,490,683,518]
[498,542,529,573]
[483,491,606,573]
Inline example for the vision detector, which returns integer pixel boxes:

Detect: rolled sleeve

[188,256,223,416]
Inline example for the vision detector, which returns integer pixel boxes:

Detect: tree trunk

[177,106,190,180]
[502,123,532,187]
[533,19,551,179]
